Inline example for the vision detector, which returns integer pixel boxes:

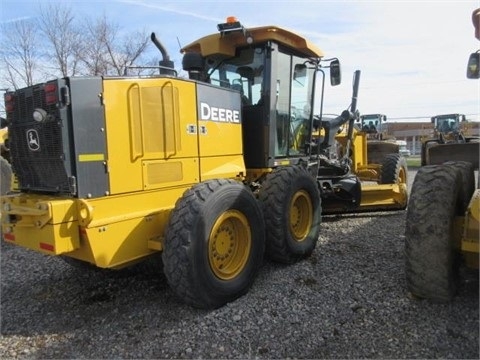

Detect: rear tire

[1,156,12,195]
[405,165,462,301]
[259,165,321,264]
[443,161,475,211]
[162,179,265,309]
[380,153,408,184]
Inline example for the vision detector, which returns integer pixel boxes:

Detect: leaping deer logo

[26,129,40,151]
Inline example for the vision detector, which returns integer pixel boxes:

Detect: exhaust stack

[151,32,175,76]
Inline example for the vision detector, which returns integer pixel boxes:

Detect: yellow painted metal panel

[462,191,479,252]
[3,221,79,255]
[198,119,243,157]
[67,186,192,268]
[1,184,193,265]
[71,214,167,268]
[181,26,324,58]
[76,186,189,229]
[102,78,199,195]
[1,194,79,255]
[1,194,77,226]
[200,155,246,181]
[335,130,368,171]
[359,184,408,210]
[462,240,479,253]
[142,158,199,190]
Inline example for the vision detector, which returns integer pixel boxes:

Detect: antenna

[176,36,182,51]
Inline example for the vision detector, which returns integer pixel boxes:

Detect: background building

[386,121,480,155]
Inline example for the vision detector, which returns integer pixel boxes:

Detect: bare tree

[0,3,153,90]
[79,15,112,76]
[0,19,40,89]
[78,15,151,76]
[38,4,82,77]
[104,29,151,76]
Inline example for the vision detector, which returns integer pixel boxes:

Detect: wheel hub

[209,210,251,280]
[290,190,313,242]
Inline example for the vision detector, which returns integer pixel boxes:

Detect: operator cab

[181,17,341,169]
[358,114,387,134]
[432,114,465,133]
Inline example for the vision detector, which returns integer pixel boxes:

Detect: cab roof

[181,25,324,59]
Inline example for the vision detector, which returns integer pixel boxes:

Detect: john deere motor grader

[1,18,407,309]
[355,113,400,165]
[404,8,480,301]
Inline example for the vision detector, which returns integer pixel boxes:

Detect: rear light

[44,82,58,105]
[4,93,15,113]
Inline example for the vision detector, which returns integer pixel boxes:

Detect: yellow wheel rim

[208,210,251,280]
[289,190,313,242]
[399,166,407,184]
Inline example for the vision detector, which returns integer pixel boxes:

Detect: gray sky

[1,0,479,121]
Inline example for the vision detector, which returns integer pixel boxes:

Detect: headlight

[33,108,47,122]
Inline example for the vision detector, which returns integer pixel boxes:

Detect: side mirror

[330,59,341,86]
[466,52,480,79]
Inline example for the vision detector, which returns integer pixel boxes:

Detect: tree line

[0,3,157,92]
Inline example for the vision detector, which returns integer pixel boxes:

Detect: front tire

[259,165,321,264]
[405,165,462,301]
[380,153,408,184]
[162,179,265,309]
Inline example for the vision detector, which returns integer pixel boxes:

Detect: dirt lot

[1,169,478,359]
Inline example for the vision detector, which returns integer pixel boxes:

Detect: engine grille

[8,83,72,194]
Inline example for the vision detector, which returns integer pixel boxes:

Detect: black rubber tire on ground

[380,153,408,184]
[1,156,12,195]
[443,161,475,211]
[258,165,321,264]
[405,165,462,301]
[162,179,265,309]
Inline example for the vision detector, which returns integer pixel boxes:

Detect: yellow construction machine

[355,113,401,164]
[1,17,407,308]
[405,8,480,301]
[357,113,389,138]
[421,113,479,168]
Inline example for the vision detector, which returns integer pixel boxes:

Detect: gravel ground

[1,169,479,359]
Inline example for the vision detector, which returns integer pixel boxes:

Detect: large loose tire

[162,179,265,309]
[1,156,12,195]
[258,165,321,264]
[380,153,408,184]
[405,165,463,301]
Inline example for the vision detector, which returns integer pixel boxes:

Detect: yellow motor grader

[405,8,480,301]
[355,113,401,165]
[1,17,407,308]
